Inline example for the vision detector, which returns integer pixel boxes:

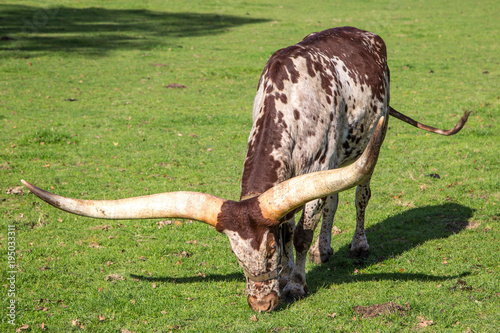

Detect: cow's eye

[268,244,277,256]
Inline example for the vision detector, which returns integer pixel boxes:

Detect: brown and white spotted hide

[229,27,390,311]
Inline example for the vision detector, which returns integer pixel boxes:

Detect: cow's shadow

[132,203,474,304]
[304,202,474,295]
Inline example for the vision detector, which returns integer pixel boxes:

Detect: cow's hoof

[281,282,309,302]
[309,248,333,264]
[348,246,370,260]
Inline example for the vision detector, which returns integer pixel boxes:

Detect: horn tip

[21,179,37,194]
[21,179,30,188]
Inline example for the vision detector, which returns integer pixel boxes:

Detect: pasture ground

[1,0,499,331]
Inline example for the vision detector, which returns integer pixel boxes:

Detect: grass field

[1,0,499,331]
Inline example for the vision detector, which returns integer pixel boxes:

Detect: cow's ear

[258,116,386,222]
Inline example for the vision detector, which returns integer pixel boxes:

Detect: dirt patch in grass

[445,220,479,233]
[5,185,24,195]
[90,225,113,231]
[166,83,187,89]
[353,302,411,318]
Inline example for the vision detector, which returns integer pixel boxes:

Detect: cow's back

[241,27,390,199]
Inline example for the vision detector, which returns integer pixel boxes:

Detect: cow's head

[22,118,385,312]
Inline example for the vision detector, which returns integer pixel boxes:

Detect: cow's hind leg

[309,194,338,264]
[349,178,371,259]
[282,199,324,301]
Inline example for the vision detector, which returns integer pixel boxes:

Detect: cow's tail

[389,106,471,136]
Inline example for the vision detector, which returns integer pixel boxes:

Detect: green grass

[1,0,499,331]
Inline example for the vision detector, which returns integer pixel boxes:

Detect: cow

[22,27,470,312]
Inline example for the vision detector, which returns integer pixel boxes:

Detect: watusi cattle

[23,27,470,312]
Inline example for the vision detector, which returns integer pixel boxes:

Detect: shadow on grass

[305,202,474,293]
[130,272,244,284]
[0,4,270,56]
[134,203,473,291]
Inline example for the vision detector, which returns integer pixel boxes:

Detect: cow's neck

[240,148,287,201]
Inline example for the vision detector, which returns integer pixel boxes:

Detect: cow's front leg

[349,178,371,259]
[309,194,338,263]
[278,217,295,291]
[282,199,324,301]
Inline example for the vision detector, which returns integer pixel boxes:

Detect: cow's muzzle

[247,291,279,312]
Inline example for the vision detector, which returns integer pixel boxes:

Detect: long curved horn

[21,180,224,227]
[258,116,386,222]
